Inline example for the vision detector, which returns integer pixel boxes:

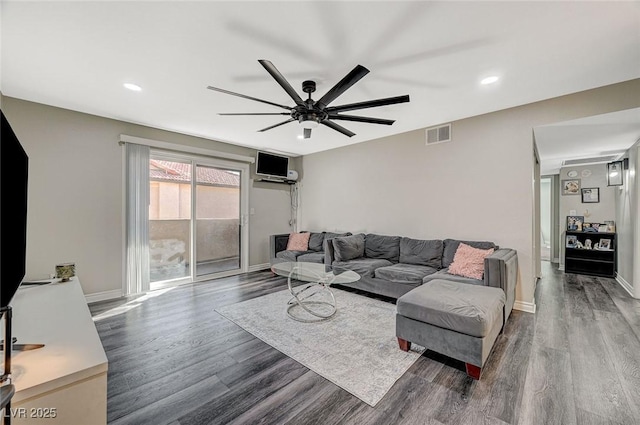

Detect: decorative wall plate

[567,170,578,178]
[581,169,592,177]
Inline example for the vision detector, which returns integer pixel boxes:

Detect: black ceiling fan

[207,60,410,139]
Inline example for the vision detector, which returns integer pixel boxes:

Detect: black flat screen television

[1,110,29,309]
[256,151,289,179]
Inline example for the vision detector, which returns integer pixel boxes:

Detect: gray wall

[1,95,294,297]
[615,144,640,297]
[299,79,640,308]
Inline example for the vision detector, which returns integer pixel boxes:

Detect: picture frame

[583,223,599,233]
[566,215,584,232]
[562,179,581,195]
[607,161,623,186]
[599,238,611,250]
[598,224,609,233]
[566,235,577,248]
[581,187,599,203]
[604,220,616,232]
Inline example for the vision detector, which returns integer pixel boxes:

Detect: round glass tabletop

[271,261,360,285]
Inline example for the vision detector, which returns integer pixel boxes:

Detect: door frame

[150,149,249,286]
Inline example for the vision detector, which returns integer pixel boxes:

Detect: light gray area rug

[215,287,425,406]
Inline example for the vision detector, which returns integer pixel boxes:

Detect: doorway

[148,152,249,289]
[540,176,552,261]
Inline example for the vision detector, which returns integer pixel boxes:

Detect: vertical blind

[125,143,150,295]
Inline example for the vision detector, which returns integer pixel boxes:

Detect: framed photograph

[607,161,623,186]
[566,215,584,232]
[581,187,599,203]
[562,179,581,195]
[599,238,611,250]
[604,220,616,232]
[566,235,578,248]
[598,224,609,233]
[583,223,600,233]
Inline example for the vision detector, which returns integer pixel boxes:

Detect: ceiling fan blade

[207,86,292,111]
[325,95,410,113]
[219,113,290,116]
[304,128,312,139]
[258,60,305,106]
[258,118,296,132]
[316,65,370,110]
[327,114,395,125]
[321,120,355,138]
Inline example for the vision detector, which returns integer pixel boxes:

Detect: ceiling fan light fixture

[301,119,319,130]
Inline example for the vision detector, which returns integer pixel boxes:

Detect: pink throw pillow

[286,232,311,251]
[448,243,495,280]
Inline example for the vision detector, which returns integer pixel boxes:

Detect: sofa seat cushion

[423,269,484,286]
[276,250,308,262]
[397,279,505,338]
[332,258,393,278]
[297,252,325,264]
[374,263,438,285]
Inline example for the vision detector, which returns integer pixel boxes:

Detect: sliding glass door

[148,152,248,288]
[195,164,241,276]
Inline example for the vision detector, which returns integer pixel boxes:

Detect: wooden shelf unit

[564,231,616,278]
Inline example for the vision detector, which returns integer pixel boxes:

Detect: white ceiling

[1,1,640,165]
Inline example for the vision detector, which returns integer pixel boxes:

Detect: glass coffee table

[271,262,360,322]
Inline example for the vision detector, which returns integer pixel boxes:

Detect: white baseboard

[616,273,635,298]
[248,263,270,272]
[514,300,536,314]
[558,264,565,271]
[85,289,123,304]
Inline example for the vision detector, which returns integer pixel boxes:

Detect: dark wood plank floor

[89,262,640,425]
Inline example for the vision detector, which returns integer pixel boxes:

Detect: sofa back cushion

[308,232,326,252]
[324,231,352,242]
[286,232,311,251]
[442,239,497,268]
[333,234,365,262]
[399,237,443,268]
[365,234,401,263]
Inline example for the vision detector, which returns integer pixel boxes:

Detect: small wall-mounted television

[1,110,29,310]
[256,151,289,180]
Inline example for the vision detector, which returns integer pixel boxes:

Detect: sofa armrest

[269,233,291,266]
[484,248,518,325]
[323,238,336,266]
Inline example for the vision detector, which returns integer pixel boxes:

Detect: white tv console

[2,277,107,424]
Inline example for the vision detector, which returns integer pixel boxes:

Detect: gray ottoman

[396,279,505,379]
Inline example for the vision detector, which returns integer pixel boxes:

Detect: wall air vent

[562,155,621,166]
[425,123,451,145]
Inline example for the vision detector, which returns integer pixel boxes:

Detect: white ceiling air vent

[426,123,451,145]
[562,155,621,166]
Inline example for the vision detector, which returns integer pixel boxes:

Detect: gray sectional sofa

[270,231,518,324]
[270,231,519,380]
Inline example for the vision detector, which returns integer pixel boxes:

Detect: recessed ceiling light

[480,76,499,85]
[297,135,304,140]
[123,83,142,92]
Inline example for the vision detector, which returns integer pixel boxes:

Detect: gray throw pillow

[308,232,326,252]
[365,234,401,262]
[333,234,365,262]
[399,237,443,268]
[442,239,497,268]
